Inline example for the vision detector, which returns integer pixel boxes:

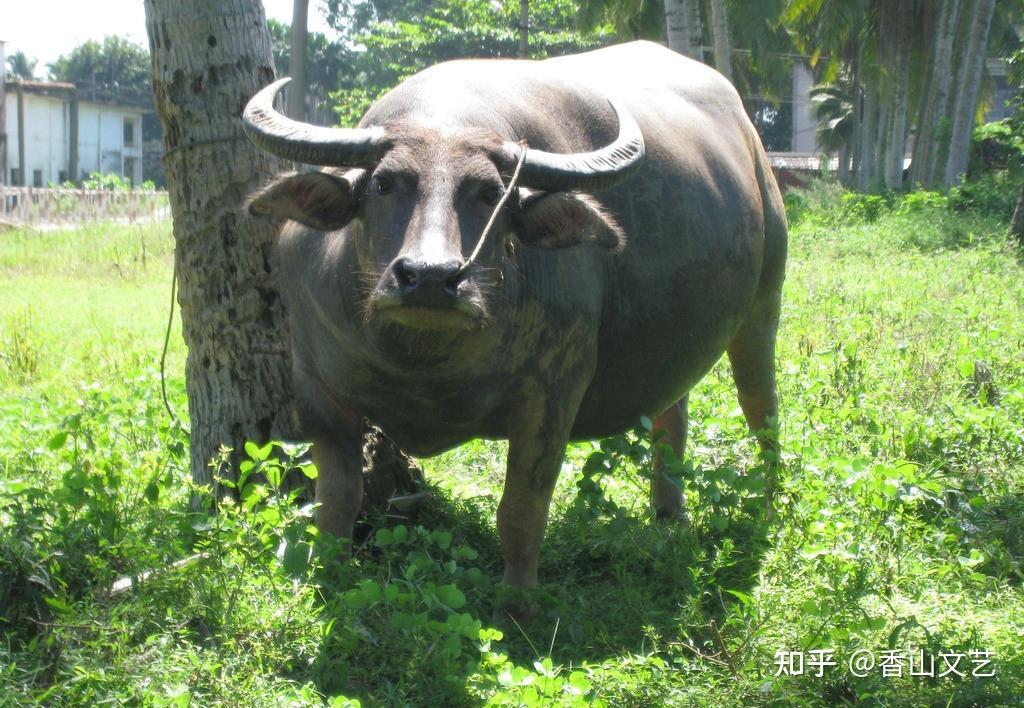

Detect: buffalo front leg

[295,371,365,551]
[311,430,363,550]
[651,396,688,522]
[497,382,586,617]
[498,429,569,592]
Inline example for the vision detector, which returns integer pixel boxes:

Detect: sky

[1,0,337,78]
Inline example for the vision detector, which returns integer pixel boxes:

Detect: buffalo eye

[372,175,394,196]
[481,184,504,207]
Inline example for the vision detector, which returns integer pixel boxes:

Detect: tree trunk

[839,141,851,185]
[849,49,863,187]
[519,0,529,57]
[873,83,890,192]
[144,0,299,489]
[931,0,971,186]
[686,0,704,61]
[709,0,731,81]
[858,82,877,192]
[144,0,421,509]
[1010,182,1024,249]
[913,0,960,187]
[664,0,700,60]
[885,1,911,190]
[872,0,894,192]
[287,0,309,120]
[945,0,996,186]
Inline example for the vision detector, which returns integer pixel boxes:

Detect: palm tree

[6,50,37,80]
[809,84,855,183]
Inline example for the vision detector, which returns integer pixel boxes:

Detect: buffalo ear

[248,169,363,231]
[513,189,625,251]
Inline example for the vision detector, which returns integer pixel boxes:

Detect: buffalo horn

[244,79,644,190]
[503,97,645,192]
[241,78,390,166]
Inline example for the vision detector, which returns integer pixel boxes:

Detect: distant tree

[6,50,37,80]
[576,0,664,40]
[49,36,152,105]
[323,0,611,126]
[267,18,354,121]
[579,0,794,149]
[809,84,855,182]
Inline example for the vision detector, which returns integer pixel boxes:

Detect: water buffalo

[243,40,787,601]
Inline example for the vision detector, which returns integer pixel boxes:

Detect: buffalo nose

[390,257,465,297]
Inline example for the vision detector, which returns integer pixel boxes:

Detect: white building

[2,77,145,187]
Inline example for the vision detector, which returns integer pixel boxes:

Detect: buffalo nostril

[392,258,418,290]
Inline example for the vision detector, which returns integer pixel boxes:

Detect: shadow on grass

[534,488,773,666]
[306,462,773,703]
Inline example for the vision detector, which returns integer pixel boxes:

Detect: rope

[457,142,527,275]
[161,256,181,426]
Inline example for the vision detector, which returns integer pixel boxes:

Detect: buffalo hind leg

[726,296,782,518]
[651,396,688,522]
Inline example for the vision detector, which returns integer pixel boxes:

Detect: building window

[33,170,43,188]
[123,118,135,147]
[58,170,68,184]
[11,168,22,186]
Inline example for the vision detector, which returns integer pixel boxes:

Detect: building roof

[3,79,150,112]
[5,80,77,99]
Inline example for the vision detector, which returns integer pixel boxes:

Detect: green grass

[1,188,1023,706]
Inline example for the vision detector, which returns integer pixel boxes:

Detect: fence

[0,186,171,226]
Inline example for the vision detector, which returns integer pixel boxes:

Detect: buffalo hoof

[653,504,690,526]
[493,588,538,628]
